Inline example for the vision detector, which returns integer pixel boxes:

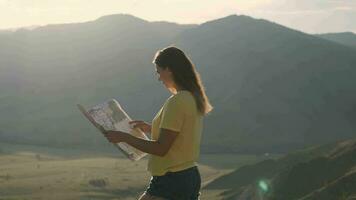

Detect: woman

[104,46,213,200]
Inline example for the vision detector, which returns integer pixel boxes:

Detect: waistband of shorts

[165,166,198,175]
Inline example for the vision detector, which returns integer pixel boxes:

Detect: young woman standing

[104,46,213,200]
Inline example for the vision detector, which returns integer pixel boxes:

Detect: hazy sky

[1,0,355,33]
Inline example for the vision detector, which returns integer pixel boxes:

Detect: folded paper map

[77,99,148,161]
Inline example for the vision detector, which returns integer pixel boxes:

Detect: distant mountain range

[0,14,355,153]
[315,32,356,49]
[205,138,356,199]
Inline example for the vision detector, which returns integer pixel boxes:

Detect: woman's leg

[138,192,168,200]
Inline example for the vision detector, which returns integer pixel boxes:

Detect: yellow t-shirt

[147,90,203,176]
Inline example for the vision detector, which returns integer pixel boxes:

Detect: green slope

[205,138,356,199]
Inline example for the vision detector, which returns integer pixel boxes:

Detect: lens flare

[258,180,269,192]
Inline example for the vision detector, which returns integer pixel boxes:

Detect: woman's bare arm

[105,128,178,157]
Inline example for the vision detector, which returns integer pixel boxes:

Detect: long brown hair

[153,46,213,115]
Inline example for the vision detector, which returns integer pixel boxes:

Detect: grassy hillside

[204,138,356,200]
[269,139,356,200]
[0,143,277,200]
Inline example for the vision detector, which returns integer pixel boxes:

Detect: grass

[198,153,280,170]
[0,143,280,200]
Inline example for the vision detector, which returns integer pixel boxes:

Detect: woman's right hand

[129,120,152,133]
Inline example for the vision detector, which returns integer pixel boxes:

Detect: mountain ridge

[0,14,355,154]
[315,31,356,49]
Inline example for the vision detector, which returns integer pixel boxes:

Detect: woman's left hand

[104,131,127,143]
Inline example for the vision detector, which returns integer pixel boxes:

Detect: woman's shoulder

[163,91,199,115]
[165,90,195,109]
[170,90,194,102]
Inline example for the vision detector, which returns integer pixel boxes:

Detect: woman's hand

[129,120,152,133]
[104,130,128,143]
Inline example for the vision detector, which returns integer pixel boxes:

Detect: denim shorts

[145,166,201,200]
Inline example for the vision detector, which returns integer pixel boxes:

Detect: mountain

[0,14,355,153]
[205,138,356,200]
[0,14,195,150]
[175,15,356,152]
[315,32,356,49]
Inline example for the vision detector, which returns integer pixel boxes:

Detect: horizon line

[1,13,355,35]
